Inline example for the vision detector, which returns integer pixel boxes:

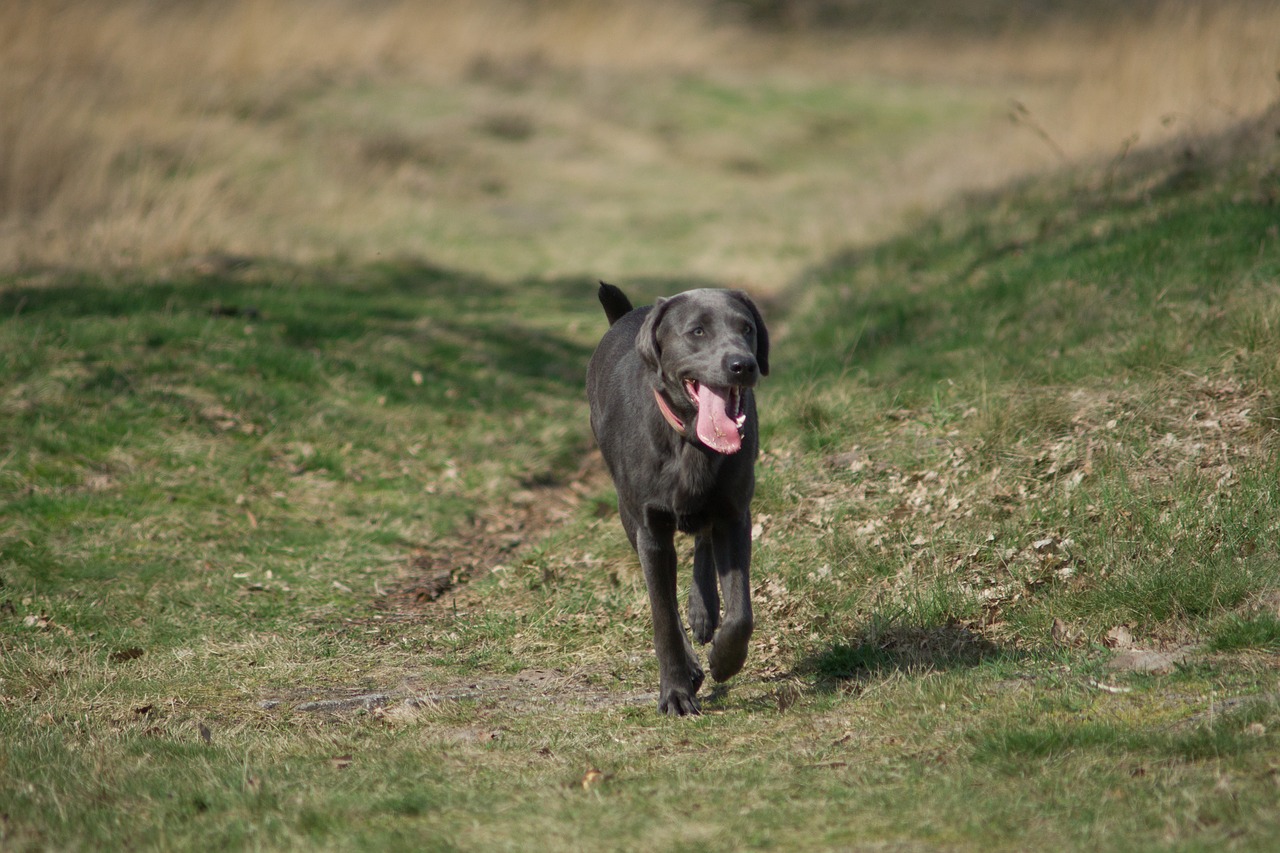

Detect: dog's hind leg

[688,534,719,645]
[707,514,754,682]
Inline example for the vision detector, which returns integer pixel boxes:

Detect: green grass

[4,93,1280,851]
[1208,613,1280,653]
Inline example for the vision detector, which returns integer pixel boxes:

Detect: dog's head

[636,289,769,454]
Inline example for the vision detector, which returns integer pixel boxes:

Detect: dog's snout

[725,354,759,382]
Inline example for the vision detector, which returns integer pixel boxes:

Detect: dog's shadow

[705,620,1010,711]
[802,621,1007,686]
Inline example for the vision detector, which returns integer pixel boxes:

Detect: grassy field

[4,1,1280,850]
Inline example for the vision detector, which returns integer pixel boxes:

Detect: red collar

[653,388,685,433]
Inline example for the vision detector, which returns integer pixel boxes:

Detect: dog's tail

[598,281,634,326]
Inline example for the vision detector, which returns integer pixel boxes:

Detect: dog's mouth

[684,379,747,454]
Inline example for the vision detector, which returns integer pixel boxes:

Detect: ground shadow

[1,258,609,414]
[1,260,735,405]
[798,620,1012,691]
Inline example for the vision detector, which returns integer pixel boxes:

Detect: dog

[587,282,769,715]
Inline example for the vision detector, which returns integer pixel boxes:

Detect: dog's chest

[665,443,744,530]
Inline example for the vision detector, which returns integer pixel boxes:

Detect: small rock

[1107,647,1191,674]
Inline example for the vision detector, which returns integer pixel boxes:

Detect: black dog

[586,282,769,715]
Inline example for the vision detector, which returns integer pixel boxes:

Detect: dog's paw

[708,617,753,682]
[658,688,701,717]
[688,606,717,645]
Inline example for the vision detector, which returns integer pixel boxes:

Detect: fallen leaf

[1051,617,1080,647]
[109,647,145,663]
[330,755,354,770]
[581,768,607,790]
[199,722,212,744]
[1103,626,1134,649]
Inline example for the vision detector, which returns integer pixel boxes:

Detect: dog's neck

[648,388,724,516]
[653,387,686,434]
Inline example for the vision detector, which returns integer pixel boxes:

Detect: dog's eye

[690,326,705,337]
[743,323,754,337]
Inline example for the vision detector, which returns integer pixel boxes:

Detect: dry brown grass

[2,0,1277,278]
[0,0,735,270]
[798,2,1280,191]
[1053,3,1280,154]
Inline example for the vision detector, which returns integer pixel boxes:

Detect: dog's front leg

[708,513,754,682]
[638,512,703,716]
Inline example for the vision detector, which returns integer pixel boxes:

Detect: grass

[1208,613,1280,653]
[4,124,1280,848]
[5,1,1280,850]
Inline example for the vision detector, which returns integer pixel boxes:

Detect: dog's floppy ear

[731,290,770,376]
[636,296,672,372]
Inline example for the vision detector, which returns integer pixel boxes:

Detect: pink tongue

[695,384,742,454]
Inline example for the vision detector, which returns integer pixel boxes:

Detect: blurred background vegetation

[724,0,1279,31]
[3,0,1277,285]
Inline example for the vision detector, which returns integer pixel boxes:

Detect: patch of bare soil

[285,452,644,717]
[381,450,611,614]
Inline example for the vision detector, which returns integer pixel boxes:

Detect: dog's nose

[725,354,759,382]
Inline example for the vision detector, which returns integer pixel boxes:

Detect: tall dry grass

[1,0,1277,274]
[791,2,1280,174]
[0,0,733,269]
[1055,3,1280,155]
